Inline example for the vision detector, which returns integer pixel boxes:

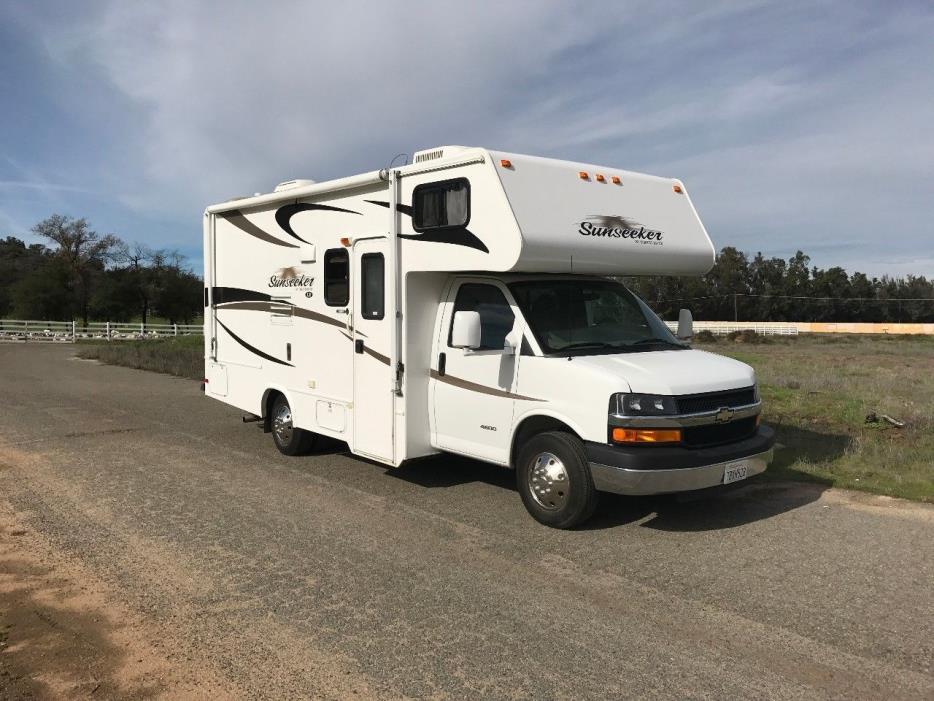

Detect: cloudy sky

[2,1,932,276]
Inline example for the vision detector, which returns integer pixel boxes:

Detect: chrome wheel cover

[273,403,293,445]
[528,452,570,510]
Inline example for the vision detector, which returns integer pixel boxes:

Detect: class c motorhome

[203,146,775,528]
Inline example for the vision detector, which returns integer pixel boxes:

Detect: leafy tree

[31,215,122,327]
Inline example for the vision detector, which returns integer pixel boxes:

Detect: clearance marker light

[500,159,513,168]
[611,176,622,185]
[340,237,351,246]
[595,174,606,183]
[579,171,590,180]
[673,183,683,194]
[612,427,682,444]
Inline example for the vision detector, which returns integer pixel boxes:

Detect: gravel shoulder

[1,345,932,699]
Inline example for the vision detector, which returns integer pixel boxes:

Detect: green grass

[695,334,934,502]
[76,335,204,381]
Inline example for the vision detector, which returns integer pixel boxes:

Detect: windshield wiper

[555,341,624,352]
[625,338,688,349]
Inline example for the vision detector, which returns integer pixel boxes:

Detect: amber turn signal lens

[500,159,512,168]
[672,183,683,193]
[612,427,682,444]
[579,171,589,180]
[595,174,606,183]
[340,237,351,246]
[611,176,621,185]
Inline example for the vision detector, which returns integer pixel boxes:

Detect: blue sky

[2,1,932,277]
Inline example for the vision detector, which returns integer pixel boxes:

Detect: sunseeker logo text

[578,215,664,246]
[269,266,314,289]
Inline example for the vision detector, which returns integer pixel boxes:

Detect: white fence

[664,321,799,336]
[0,319,202,343]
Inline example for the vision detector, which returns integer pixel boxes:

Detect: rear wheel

[270,394,316,455]
[516,431,598,529]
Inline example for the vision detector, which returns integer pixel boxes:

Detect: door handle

[355,339,364,354]
[438,352,446,376]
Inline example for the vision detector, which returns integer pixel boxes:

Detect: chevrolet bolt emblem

[714,407,734,423]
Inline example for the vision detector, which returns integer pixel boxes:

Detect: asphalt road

[1,344,932,699]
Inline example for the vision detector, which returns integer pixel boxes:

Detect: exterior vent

[274,179,316,192]
[412,146,469,164]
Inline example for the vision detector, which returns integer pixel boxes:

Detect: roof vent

[274,178,316,192]
[412,146,469,164]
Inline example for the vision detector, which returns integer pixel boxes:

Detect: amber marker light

[673,183,684,194]
[500,159,513,168]
[579,171,590,180]
[612,427,682,444]
[340,237,351,246]
[595,174,606,183]
[611,176,622,185]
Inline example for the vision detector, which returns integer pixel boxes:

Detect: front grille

[682,417,757,448]
[676,387,756,414]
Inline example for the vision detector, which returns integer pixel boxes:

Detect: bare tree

[32,215,122,327]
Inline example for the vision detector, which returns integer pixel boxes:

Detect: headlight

[613,393,678,416]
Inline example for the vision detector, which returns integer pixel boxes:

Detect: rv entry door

[352,238,394,463]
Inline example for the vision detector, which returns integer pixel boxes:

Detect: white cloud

[4,0,934,276]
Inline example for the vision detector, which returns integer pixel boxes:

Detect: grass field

[76,335,203,380]
[76,333,934,502]
[695,333,934,502]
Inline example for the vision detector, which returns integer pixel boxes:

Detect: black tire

[270,394,316,456]
[516,431,598,529]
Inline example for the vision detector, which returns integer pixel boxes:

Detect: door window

[361,253,385,320]
[448,283,515,350]
[324,248,349,306]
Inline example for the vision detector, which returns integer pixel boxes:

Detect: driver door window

[448,283,515,350]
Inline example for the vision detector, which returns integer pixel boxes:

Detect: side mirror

[502,327,521,356]
[451,311,482,349]
[677,308,693,340]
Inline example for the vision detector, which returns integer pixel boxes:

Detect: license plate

[722,461,749,484]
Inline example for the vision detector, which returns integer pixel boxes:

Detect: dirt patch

[0,503,236,699]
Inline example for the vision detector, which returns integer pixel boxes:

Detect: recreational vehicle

[203,147,775,528]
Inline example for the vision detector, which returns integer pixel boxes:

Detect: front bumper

[586,425,775,496]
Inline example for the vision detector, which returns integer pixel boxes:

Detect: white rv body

[204,147,774,527]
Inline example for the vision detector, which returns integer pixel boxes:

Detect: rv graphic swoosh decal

[366,200,489,254]
[429,369,544,402]
[211,287,272,305]
[216,319,293,367]
[215,296,364,336]
[276,203,363,244]
[364,200,413,217]
[339,331,389,364]
[223,211,299,249]
[398,230,489,253]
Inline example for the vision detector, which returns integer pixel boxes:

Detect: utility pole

[734,293,738,322]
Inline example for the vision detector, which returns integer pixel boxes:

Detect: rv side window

[413,178,470,231]
[360,253,384,320]
[324,248,349,306]
[448,283,515,350]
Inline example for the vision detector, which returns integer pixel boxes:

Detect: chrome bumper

[589,448,773,496]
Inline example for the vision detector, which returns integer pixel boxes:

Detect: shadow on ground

[387,423,849,532]
[0,552,161,699]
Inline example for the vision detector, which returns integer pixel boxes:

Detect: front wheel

[516,431,598,529]
[270,394,316,456]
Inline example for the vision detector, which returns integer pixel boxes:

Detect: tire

[270,394,316,456]
[516,431,599,529]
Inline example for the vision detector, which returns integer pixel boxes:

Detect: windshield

[508,279,686,355]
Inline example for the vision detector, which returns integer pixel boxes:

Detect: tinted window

[324,248,349,306]
[413,178,470,230]
[448,283,515,350]
[361,253,384,320]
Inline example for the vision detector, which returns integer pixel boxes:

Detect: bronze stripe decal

[223,210,299,248]
[216,301,365,337]
[339,331,389,364]
[429,369,544,402]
